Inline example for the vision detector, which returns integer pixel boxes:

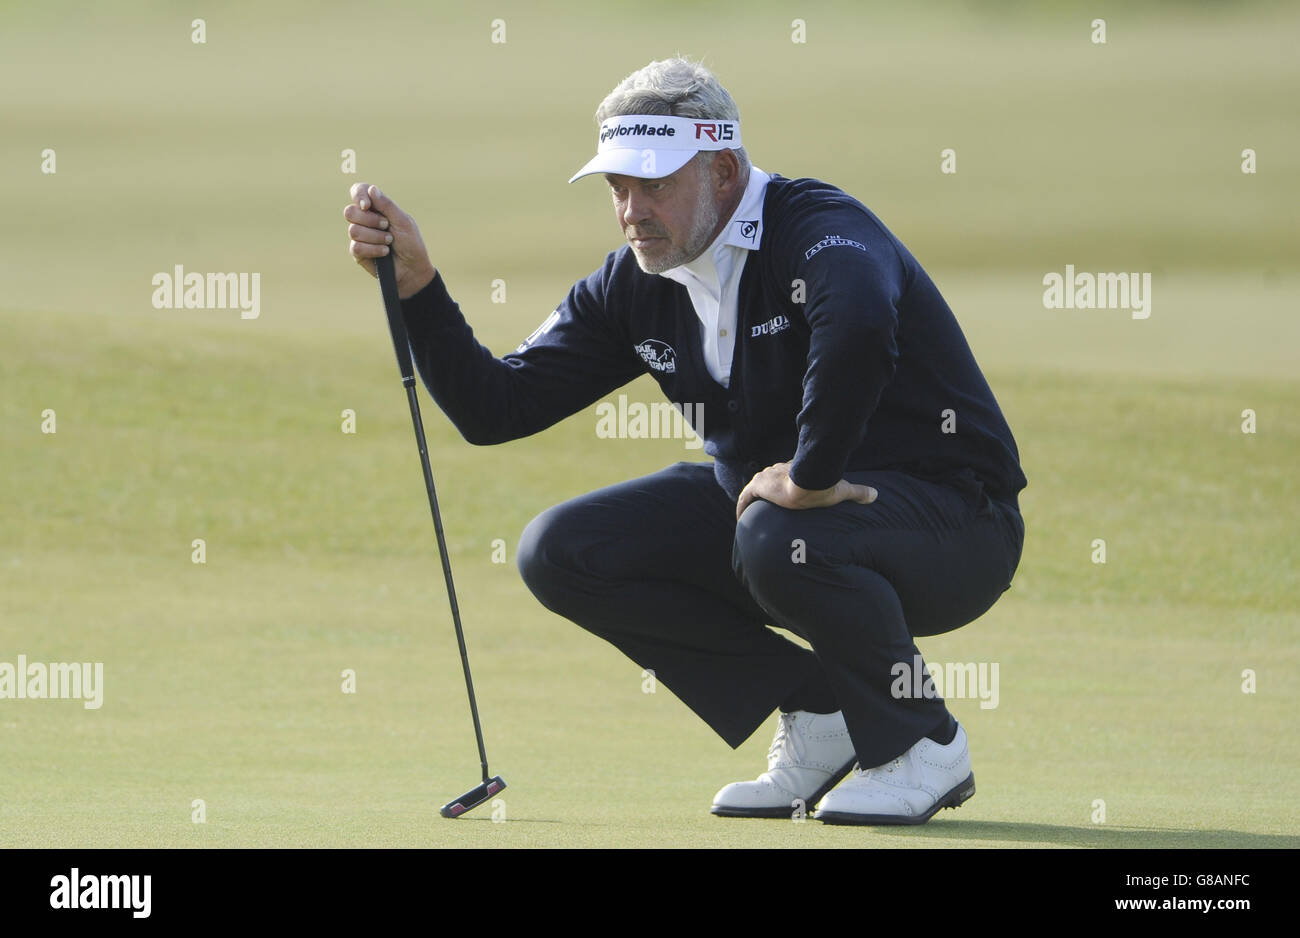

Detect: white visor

[568,114,742,183]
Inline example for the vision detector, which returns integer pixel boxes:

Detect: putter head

[440,776,507,818]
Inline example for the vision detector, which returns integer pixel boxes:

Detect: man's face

[606,155,721,275]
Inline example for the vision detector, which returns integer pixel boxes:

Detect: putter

[374,250,506,819]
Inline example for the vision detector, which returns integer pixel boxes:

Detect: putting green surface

[2,0,1297,848]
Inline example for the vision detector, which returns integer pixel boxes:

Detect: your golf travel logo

[890,655,999,710]
[595,394,704,450]
[0,655,103,709]
[634,338,677,374]
[1042,265,1151,319]
[50,868,150,919]
[151,264,261,319]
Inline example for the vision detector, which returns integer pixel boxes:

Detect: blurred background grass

[3,0,1297,319]
[1,0,1297,847]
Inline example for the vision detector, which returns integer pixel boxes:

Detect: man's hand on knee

[735,462,877,520]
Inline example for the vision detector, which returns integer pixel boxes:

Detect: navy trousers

[516,461,1024,766]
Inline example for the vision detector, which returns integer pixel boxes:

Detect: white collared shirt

[657,167,771,387]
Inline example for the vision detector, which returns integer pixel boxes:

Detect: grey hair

[594,57,751,175]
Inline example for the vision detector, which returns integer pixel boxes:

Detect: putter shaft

[375,253,498,806]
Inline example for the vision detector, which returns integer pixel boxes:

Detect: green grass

[1,0,1297,847]
[3,303,1295,848]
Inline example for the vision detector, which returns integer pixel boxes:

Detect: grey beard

[635,192,722,275]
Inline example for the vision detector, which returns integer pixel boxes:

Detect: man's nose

[623,189,653,226]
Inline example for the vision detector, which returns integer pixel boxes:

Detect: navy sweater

[400,174,1026,506]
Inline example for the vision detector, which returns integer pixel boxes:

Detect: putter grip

[376,251,416,384]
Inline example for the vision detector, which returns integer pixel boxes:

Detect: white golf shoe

[711,710,856,818]
[813,724,976,825]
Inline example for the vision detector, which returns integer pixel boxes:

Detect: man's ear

[714,150,742,193]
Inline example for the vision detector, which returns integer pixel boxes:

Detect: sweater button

[727,400,739,413]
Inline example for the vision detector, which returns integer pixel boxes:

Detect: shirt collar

[658,167,771,282]
[718,166,770,251]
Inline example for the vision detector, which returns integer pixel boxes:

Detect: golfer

[343,57,1026,824]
